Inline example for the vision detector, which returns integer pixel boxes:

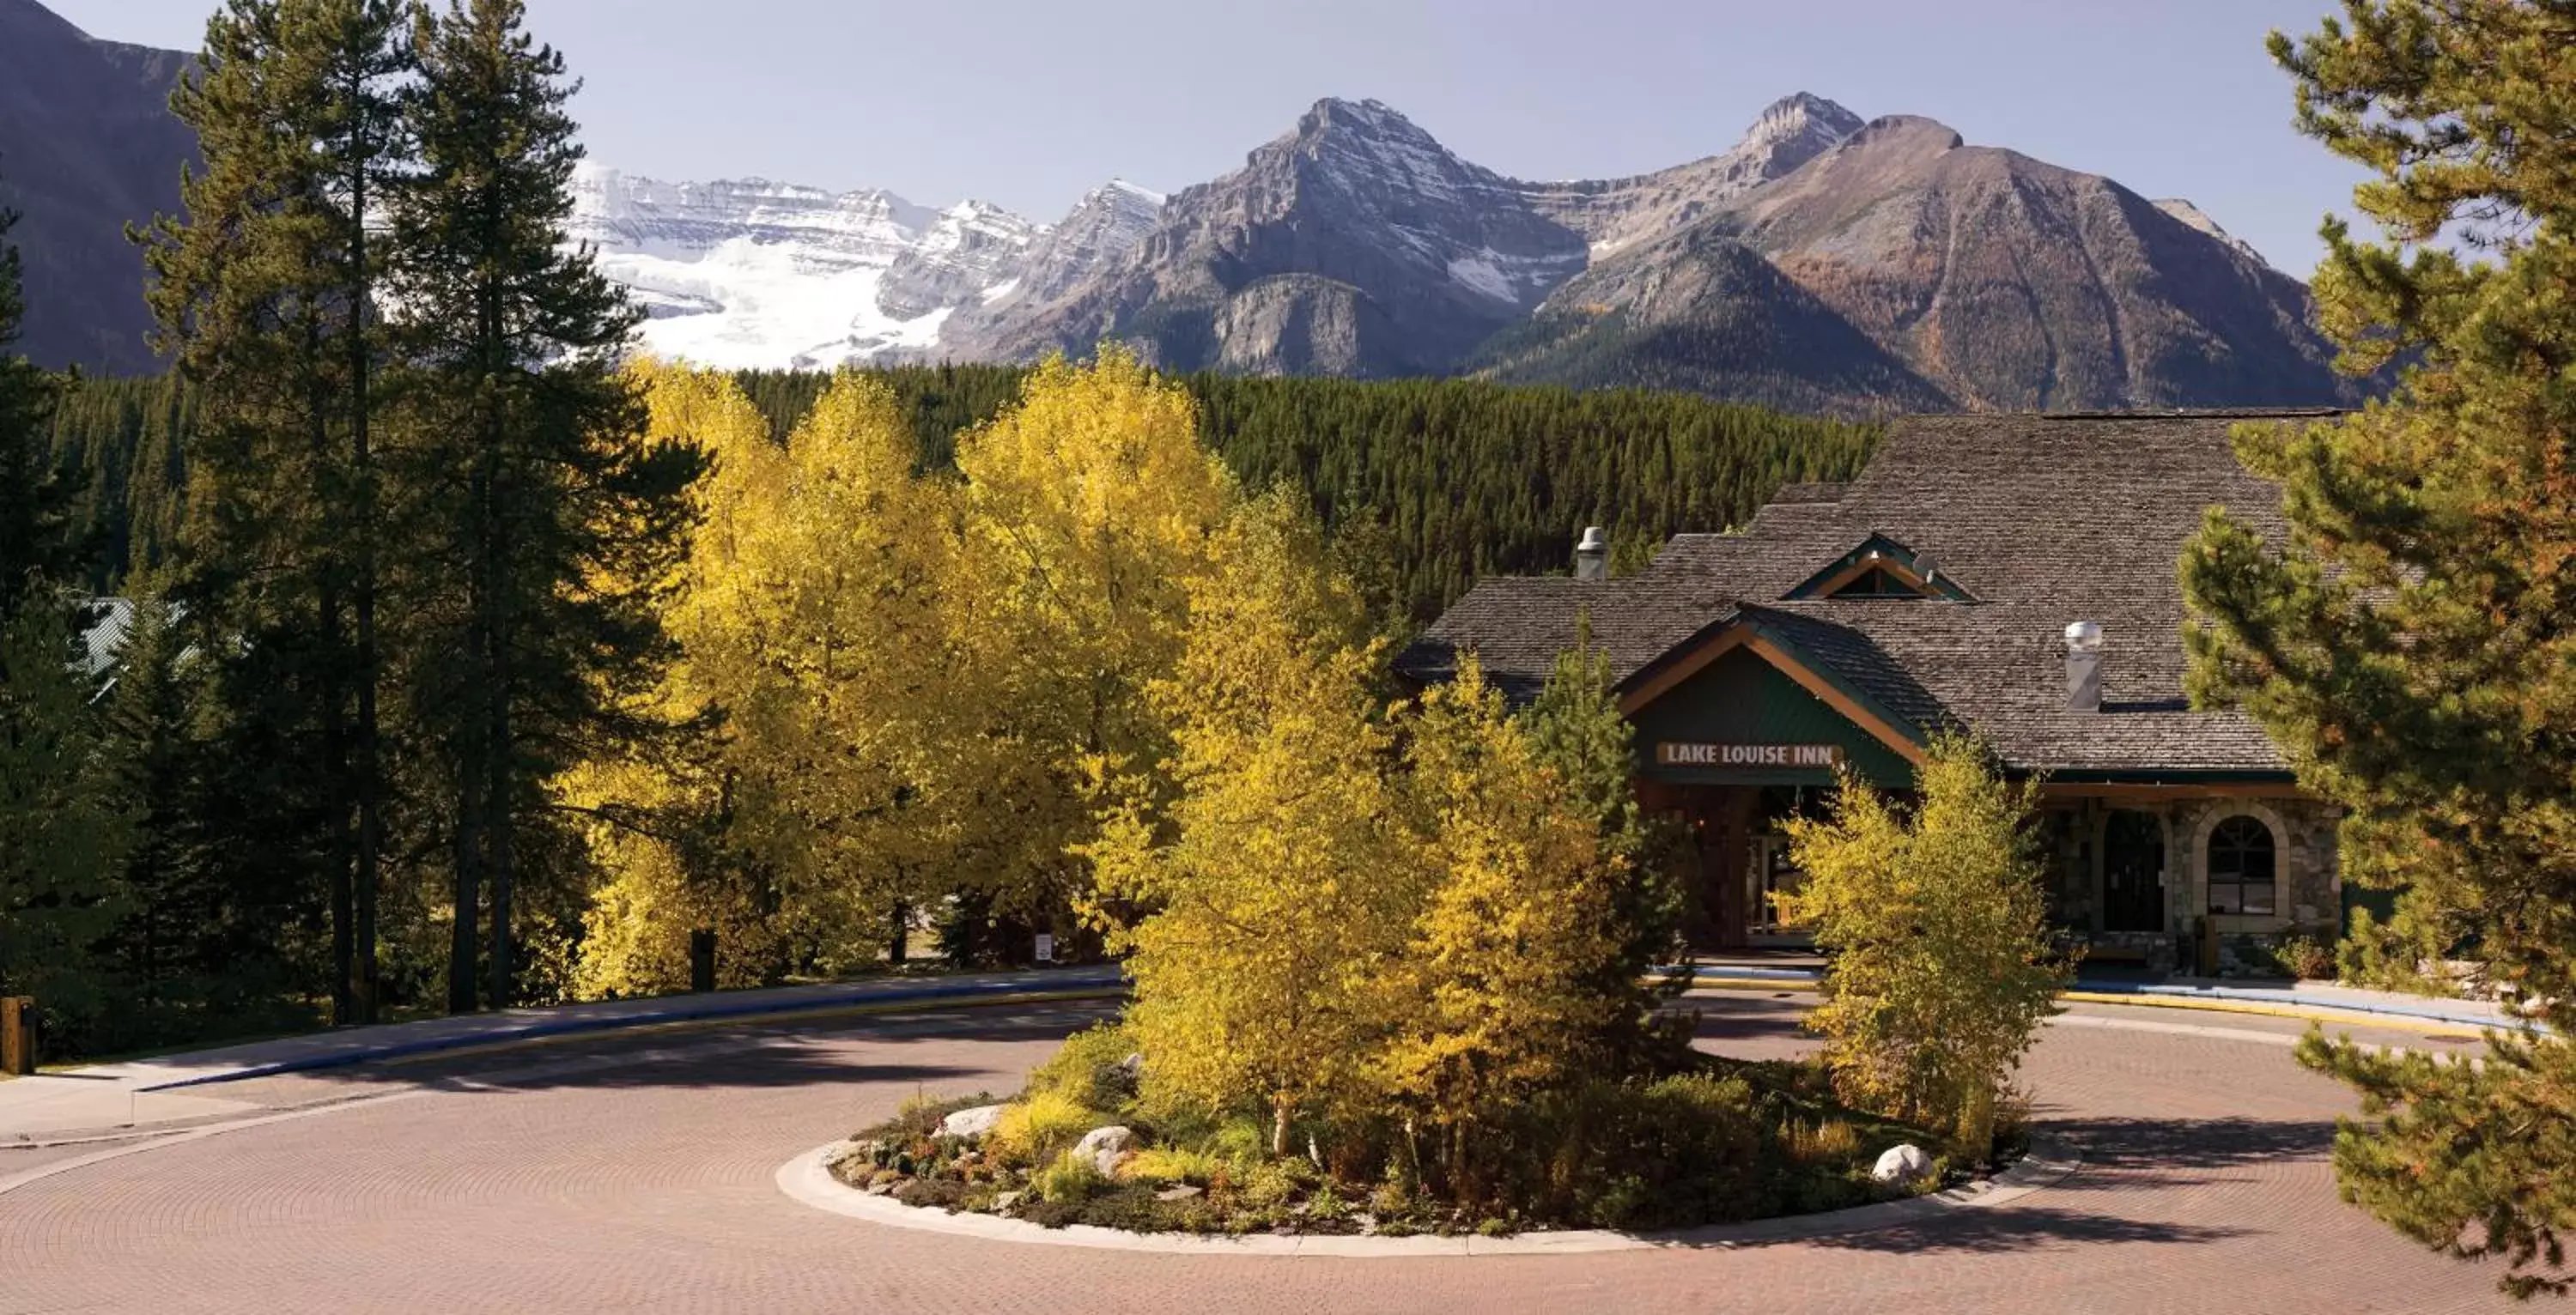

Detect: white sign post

[1034,933,1055,964]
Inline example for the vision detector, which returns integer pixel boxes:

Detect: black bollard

[689,930,717,994]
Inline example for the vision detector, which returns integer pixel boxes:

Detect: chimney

[2064,621,2104,713]
[1574,527,1609,582]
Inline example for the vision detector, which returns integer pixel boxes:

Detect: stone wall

[2038,793,2341,976]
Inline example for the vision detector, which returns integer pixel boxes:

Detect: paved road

[0,995,2532,1314]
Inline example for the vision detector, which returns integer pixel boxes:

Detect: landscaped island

[824,1024,1972,1236]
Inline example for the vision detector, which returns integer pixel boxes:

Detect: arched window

[2207,816,2276,916]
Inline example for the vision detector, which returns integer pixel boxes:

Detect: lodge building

[1394,411,2344,975]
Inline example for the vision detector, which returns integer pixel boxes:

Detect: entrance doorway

[1748,834,1808,944]
[2103,810,2166,933]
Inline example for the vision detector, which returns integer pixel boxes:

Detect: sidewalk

[3,965,1123,1144]
[1682,956,2544,1034]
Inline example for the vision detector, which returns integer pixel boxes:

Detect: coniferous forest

[56,367,1878,625]
[1,0,1875,1064]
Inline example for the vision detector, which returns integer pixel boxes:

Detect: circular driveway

[0,994,2525,1314]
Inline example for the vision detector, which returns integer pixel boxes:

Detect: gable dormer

[1786,534,1976,603]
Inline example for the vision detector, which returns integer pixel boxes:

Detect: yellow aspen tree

[681,368,969,967]
[1376,658,1625,1185]
[1084,490,1405,1156]
[1780,736,2065,1154]
[953,348,1237,920]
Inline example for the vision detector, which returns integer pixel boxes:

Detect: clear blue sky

[46,0,2372,275]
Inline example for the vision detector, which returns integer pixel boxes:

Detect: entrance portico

[1620,615,1927,948]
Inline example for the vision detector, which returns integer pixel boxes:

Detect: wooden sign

[1656,742,1845,768]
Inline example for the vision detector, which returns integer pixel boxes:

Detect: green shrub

[1208,1118,1269,1167]
[1239,1158,1311,1209]
[989,1090,1098,1166]
[1032,1148,1109,1203]
[2275,934,2335,980]
[1072,1183,1170,1232]
[895,1178,968,1210]
[1026,1022,1139,1112]
[1494,1071,1783,1229]
[1118,1146,1223,1186]
[1307,1181,1346,1221]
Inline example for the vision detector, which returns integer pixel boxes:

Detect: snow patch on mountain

[2154,197,2271,269]
[593,238,951,370]
[571,162,1040,367]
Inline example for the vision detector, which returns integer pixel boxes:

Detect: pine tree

[392,0,699,1009]
[140,0,410,1027]
[0,187,125,1044]
[0,602,130,1039]
[2178,1,2576,1296]
[1519,621,1691,1069]
[0,185,80,618]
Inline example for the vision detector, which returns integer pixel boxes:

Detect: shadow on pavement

[214,1003,1115,1100]
[1799,1204,2251,1253]
[2034,1114,2338,1189]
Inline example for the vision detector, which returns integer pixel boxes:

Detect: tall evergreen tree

[391,0,698,1010]
[2180,0,2576,1297]
[0,179,79,618]
[0,174,125,1045]
[140,0,410,1027]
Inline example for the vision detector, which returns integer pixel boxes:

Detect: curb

[131,969,1128,1093]
[773,1135,2085,1257]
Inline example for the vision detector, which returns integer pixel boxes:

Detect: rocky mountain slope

[6,0,2350,414]
[939,94,2350,413]
[0,0,196,373]
[1710,114,2347,409]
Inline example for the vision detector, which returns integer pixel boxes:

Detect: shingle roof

[1395,409,2334,775]
[78,597,137,677]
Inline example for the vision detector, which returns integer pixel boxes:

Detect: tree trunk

[319,498,354,1027]
[1959,1082,1996,1166]
[483,421,514,1011]
[448,774,480,1015]
[886,900,909,965]
[348,63,382,1027]
[486,686,513,1010]
[1272,1096,1292,1160]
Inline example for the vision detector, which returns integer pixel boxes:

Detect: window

[2206,815,2276,916]
[1828,567,1929,600]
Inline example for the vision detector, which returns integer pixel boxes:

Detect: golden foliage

[1781,735,2066,1152]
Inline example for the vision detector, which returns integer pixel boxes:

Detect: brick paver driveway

[0,994,2526,1314]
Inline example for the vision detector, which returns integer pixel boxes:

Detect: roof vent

[2065,621,2103,713]
[1575,526,1609,583]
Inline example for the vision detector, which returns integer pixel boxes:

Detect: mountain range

[0,0,193,373]
[2,0,2354,414]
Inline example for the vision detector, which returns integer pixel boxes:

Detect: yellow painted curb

[2053,991,2499,1039]
[377,988,1127,1070]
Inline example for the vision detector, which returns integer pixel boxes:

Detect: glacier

[569,163,1161,370]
